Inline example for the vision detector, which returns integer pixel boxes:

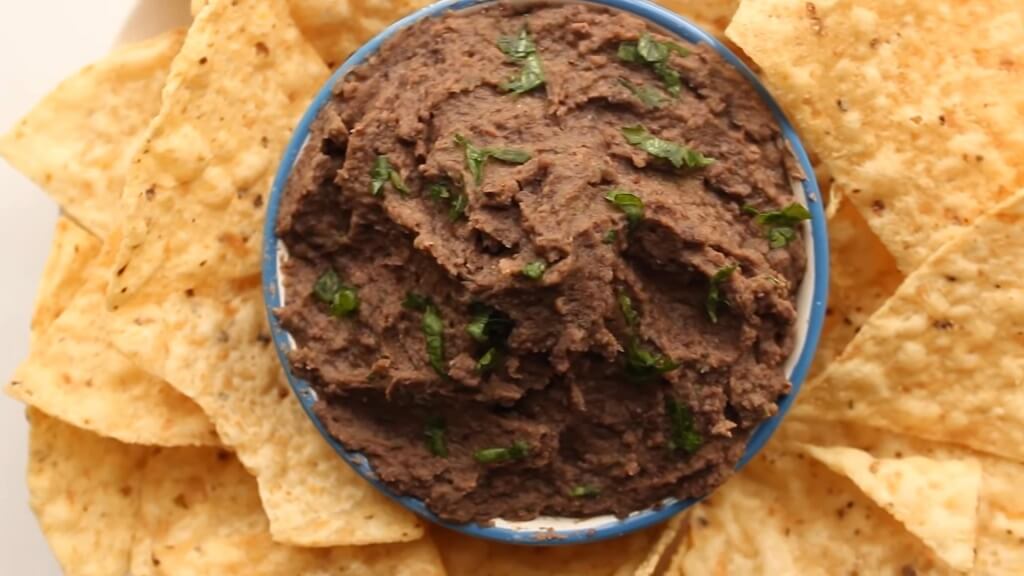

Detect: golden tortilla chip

[27,409,150,576]
[132,447,445,576]
[10,246,218,447]
[778,418,1024,575]
[104,0,421,545]
[658,0,738,36]
[0,30,183,237]
[802,444,981,572]
[435,517,683,576]
[796,189,1024,462]
[807,192,903,379]
[30,217,101,340]
[727,0,1024,272]
[667,444,954,575]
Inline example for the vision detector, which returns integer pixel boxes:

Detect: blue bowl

[262,0,829,546]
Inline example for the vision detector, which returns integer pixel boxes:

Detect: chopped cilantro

[621,125,714,169]
[466,304,514,345]
[422,305,447,376]
[454,134,531,185]
[617,33,689,96]
[403,292,430,311]
[602,229,619,245]
[498,29,545,94]
[569,484,601,498]
[604,188,645,228]
[370,155,409,197]
[477,347,499,373]
[706,264,736,324]
[473,440,530,464]
[522,260,547,279]
[428,182,468,221]
[313,269,359,317]
[743,202,811,248]
[666,398,702,454]
[618,78,665,108]
[617,291,640,329]
[617,291,679,380]
[424,417,448,457]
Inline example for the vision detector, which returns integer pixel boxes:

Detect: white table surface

[0,1,190,573]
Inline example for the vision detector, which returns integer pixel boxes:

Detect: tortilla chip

[132,447,445,576]
[802,444,981,572]
[10,246,218,447]
[727,0,1024,272]
[778,418,1024,575]
[27,409,150,576]
[435,517,683,576]
[796,189,1024,462]
[103,0,421,545]
[657,0,738,36]
[667,445,954,575]
[30,217,102,340]
[0,30,183,237]
[807,193,903,379]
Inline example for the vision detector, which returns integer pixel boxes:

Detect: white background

[0,1,190,573]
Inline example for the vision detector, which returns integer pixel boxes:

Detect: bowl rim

[261,0,830,546]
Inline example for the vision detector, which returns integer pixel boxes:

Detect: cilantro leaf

[624,339,679,380]
[422,305,447,376]
[424,417,448,457]
[618,78,665,108]
[370,155,408,197]
[602,229,619,245]
[666,398,702,454]
[466,304,513,345]
[473,440,529,464]
[428,182,468,221]
[743,202,811,248]
[522,260,547,279]
[636,32,669,62]
[706,264,736,324]
[476,347,499,373]
[498,29,545,94]
[313,269,359,318]
[402,292,430,311]
[449,193,468,220]
[621,125,714,169]
[454,134,531,185]
[617,42,639,62]
[617,33,689,96]
[604,188,645,228]
[617,292,640,329]
[569,484,601,498]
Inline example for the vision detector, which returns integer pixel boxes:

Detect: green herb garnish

[625,340,680,380]
[473,440,530,464]
[428,182,468,221]
[313,269,360,317]
[569,484,601,498]
[602,229,619,245]
[370,155,409,197]
[621,125,714,169]
[666,398,702,454]
[454,134,531,185]
[604,188,645,228]
[497,29,545,94]
[617,291,679,380]
[424,417,448,457]
[617,32,689,96]
[477,347,499,373]
[522,260,547,279]
[422,305,447,376]
[618,78,665,108]
[466,305,514,344]
[706,264,736,324]
[743,203,811,248]
[617,292,640,328]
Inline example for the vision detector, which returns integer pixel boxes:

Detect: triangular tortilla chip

[10,246,218,447]
[103,0,421,546]
[728,0,1024,272]
[132,447,445,576]
[802,444,981,572]
[0,30,183,237]
[27,409,151,576]
[778,418,1024,575]
[796,189,1024,462]
[667,445,956,575]
[29,217,101,340]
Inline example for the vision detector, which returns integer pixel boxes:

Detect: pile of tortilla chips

[2,0,1022,574]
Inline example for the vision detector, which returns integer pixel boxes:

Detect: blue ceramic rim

[262,0,830,546]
